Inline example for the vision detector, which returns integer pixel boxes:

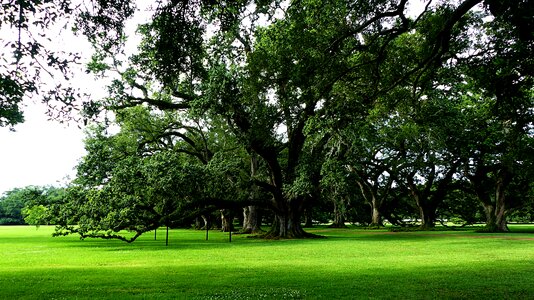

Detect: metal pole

[166,226,169,246]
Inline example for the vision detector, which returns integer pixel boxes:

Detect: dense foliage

[0,186,65,225]
[2,1,532,239]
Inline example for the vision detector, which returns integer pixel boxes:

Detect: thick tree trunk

[419,203,437,229]
[268,210,306,238]
[242,154,264,234]
[471,171,499,231]
[369,190,385,227]
[243,207,250,229]
[471,167,511,232]
[201,215,210,230]
[482,202,497,230]
[329,201,347,228]
[220,209,234,232]
[413,193,436,229]
[482,202,508,232]
[303,208,314,228]
[354,177,386,228]
[242,206,262,233]
[370,204,382,227]
[194,217,203,230]
[494,174,510,232]
[406,161,458,230]
[264,199,317,238]
[248,129,315,238]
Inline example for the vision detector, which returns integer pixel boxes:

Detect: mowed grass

[1,226,533,299]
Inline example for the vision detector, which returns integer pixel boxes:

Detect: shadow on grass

[1,258,533,299]
[25,226,532,252]
[3,226,531,255]
[2,226,533,299]
[54,229,452,251]
[506,225,534,234]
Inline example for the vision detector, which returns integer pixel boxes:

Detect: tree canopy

[7,0,531,239]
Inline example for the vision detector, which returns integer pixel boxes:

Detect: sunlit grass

[0,225,533,299]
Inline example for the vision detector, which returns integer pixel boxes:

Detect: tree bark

[482,202,497,229]
[220,209,234,232]
[264,198,317,238]
[242,205,262,233]
[469,165,511,232]
[329,201,347,228]
[406,161,458,229]
[268,210,306,238]
[494,170,510,232]
[418,200,437,229]
[409,187,436,229]
[201,214,210,230]
[241,154,264,234]
[371,204,382,227]
[194,217,203,229]
[303,208,314,228]
[353,171,392,228]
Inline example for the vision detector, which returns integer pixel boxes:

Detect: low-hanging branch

[53,223,160,243]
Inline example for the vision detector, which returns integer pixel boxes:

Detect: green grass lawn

[0,225,533,299]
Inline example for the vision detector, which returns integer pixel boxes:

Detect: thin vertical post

[229,230,232,242]
[166,226,169,246]
[154,228,157,240]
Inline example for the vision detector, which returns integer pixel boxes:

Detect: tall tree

[55,106,253,241]
[69,0,529,238]
[455,3,533,231]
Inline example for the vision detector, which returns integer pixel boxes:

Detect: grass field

[0,225,533,299]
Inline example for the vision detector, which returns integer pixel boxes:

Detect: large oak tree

[59,0,532,238]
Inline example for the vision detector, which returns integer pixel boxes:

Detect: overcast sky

[0,103,86,194]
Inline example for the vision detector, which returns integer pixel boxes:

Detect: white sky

[0,104,85,194]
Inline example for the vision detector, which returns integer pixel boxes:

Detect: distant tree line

[0,186,66,226]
